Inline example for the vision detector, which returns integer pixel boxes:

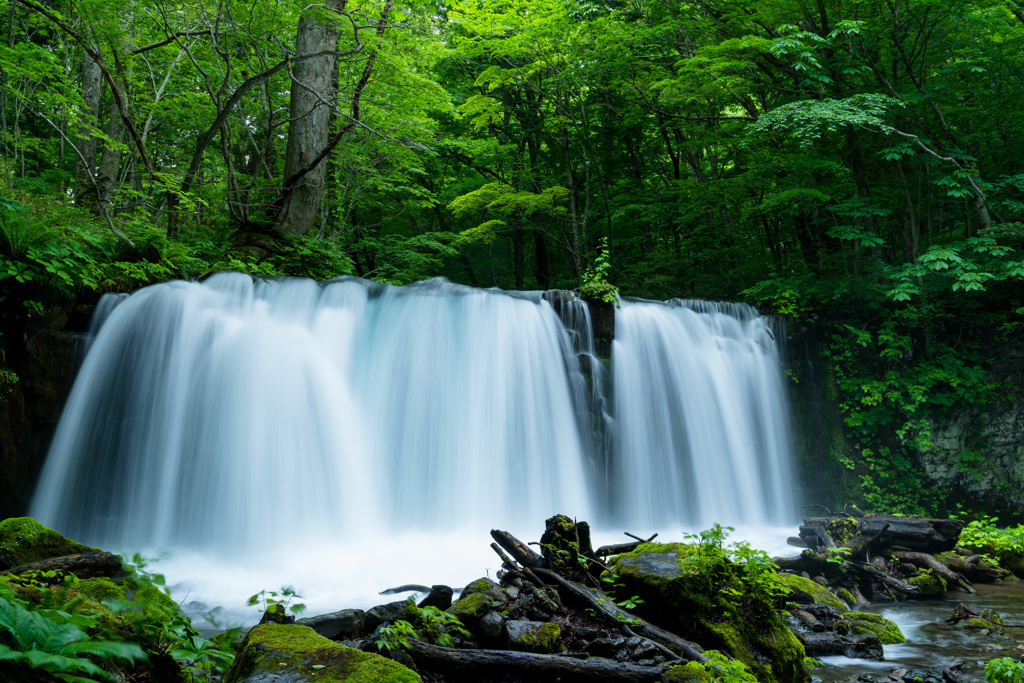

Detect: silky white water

[30,275,798,620]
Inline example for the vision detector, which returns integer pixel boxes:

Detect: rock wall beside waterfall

[0,304,86,520]
[920,344,1024,512]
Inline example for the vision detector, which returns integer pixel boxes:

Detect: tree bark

[407,639,666,682]
[276,5,342,236]
[74,50,102,209]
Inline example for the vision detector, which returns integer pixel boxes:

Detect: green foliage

[686,649,759,682]
[247,586,306,619]
[959,517,1024,567]
[985,657,1024,683]
[580,238,618,305]
[0,578,146,683]
[373,620,417,654]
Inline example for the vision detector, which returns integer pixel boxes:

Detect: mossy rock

[662,661,714,682]
[0,518,98,569]
[842,612,907,644]
[770,573,847,612]
[460,577,505,602]
[224,624,420,683]
[827,518,862,546]
[447,592,494,630]
[505,620,561,654]
[610,543,806,683]
[833,587,858,607]
[908,569,947,597]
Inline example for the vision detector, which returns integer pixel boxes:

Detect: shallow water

[816,581,1024,681]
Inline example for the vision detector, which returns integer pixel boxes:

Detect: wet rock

[224,623,420,683]
[506,620,561,654]
[584,636,625,658]
[461,577,505,602]
[417,585,453,611]
[364,600,418,633]
[571,626,601,641]
[447,591,494,630]
[297,608,366,640]
[478,611,506,643]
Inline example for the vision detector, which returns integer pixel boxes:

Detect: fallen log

[941,555,1012,583]
[0,552,123,580]
[492,529,544,569]
[595,533,658,558]
[533,567,704,663]
[407,639,666,682]
[891,551,974,593]
[857,515,963,553]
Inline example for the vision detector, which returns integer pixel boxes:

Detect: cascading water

[611,298,796,528]
[29,274,797,615]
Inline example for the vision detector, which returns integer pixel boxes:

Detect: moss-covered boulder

[225,624,420,683]
[662,661,714,682]
[841,612,907,644]
[908,569,947,597]
[770,573,847,612]
[460,577,505,602]
[447,592,495,630]
[0,517,97,569]
[610,543,806,683]
[505,620,561,653]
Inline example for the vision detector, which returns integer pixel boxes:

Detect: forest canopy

[3,0,1024,514]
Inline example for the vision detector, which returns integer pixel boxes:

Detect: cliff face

[921,345,1024,513]
[1,305,85,520]
[787,322,1024,518]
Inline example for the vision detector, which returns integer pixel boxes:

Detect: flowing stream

[30,274,798,619]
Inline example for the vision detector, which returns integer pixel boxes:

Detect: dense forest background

[2,0,1024,517]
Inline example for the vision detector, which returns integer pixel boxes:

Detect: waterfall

[612,298,796,528]
[31,275,796,563]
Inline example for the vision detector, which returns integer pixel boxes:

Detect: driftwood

[857,515,963,553]
[407,639,666,682]
[533,567,704,663]
[492,529,544,569]
[945,602,1024,629]
[490,543,561,614]
[942,554,1013,583]
[595,533,658,558]
[0,552,123,580]
[891,551,974,593]
[850,561,920,596]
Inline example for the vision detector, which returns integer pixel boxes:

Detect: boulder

[460,577,505,602]
[505,620,562,654]
[0,517,98,570]
[364,600,418,634]
[446,592,495,630]
[611,543,806,683]
[298,609,367,640]
[770,573,848,612]
[417,585,453,611]
[842,612,907,645]
[224,623,420,683]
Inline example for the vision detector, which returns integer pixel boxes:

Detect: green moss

[769,573,847,612]
[446,592,493,629]
[225,624,420,683]
[908,569,947,597]
[460,578,504,602]
[611,543,806,683]
[0,518,97,569]
[842,612,906,644]
[662,661,714,682]
[518,622,560,652]
[833,587,857,607]
[827,518,861,546]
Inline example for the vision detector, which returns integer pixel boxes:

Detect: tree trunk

[277,5,341,236]
[74,49,102,209]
